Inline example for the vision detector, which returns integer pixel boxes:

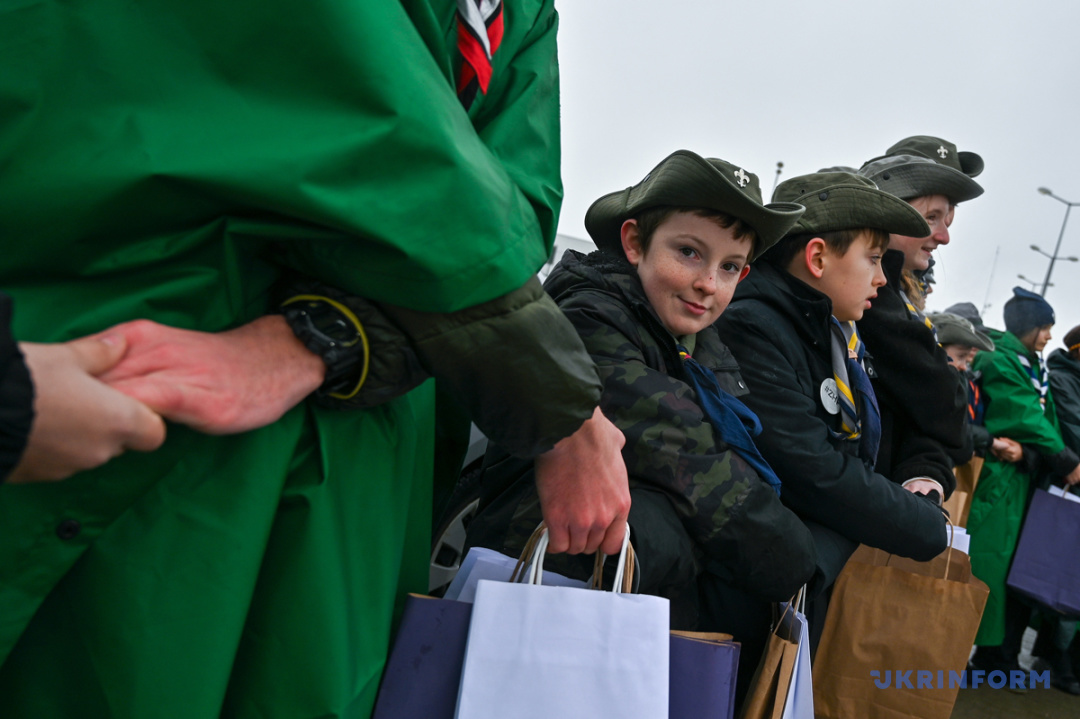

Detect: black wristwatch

[281,295,369,399]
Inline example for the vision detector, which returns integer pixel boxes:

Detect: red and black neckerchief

[456,0,504,110]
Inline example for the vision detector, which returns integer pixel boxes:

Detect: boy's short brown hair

[632,206,757,254]
[762,227,889,271]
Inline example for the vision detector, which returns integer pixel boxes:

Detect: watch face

[288,300,360,347]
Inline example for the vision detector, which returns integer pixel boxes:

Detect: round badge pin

[820,378,840,415]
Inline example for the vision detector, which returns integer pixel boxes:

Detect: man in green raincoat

[968,287,1080,675]
[0,2,630,716]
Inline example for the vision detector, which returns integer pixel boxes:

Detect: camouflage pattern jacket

[468,250,815,602]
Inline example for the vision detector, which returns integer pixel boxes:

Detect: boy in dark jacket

[465,150,816,703]
[717,172,949,624]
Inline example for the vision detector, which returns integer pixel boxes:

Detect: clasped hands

[9,316,324,483]
[9,317,632,555]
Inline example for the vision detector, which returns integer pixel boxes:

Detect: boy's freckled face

[819,232,888,323]
[622,212,751,336]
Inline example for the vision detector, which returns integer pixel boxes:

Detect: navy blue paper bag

[670,631,740,719]
[1007,488,1080,617]
[372,594,472,719]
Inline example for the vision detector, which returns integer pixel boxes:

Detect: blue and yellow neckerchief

[901,290,937,341]
[829,318,881,467]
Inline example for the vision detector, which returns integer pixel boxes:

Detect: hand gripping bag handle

[509,521,636,593]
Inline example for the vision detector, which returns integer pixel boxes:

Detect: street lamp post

[1035,187,1080,296]
[1017,274,1051,292]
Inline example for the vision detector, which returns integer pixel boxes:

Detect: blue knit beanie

[1003,286,1055,338]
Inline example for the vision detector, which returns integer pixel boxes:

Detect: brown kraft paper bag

[944,456,983,528]
[812,544,989,719]
[740,599,800,719]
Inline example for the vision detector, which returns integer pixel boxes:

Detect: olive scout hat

[771,171,931,239]
[584,150,805,260]
[886,135,984,179]
[859,154,984,205]
[944,301,988,332]
[927,312,995,351]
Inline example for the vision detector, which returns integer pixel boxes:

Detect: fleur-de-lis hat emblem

[937,145,949,159]
[734,168,750,188]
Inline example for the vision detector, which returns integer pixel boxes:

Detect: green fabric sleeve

[0,1,561,314]
[977,350,1066,456]
[380,277,601,458]
[272,0,562,311]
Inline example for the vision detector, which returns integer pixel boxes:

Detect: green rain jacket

[968,329,1077,645]
[0,2,589,717]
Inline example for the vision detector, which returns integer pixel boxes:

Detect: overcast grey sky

[554,1,1080,344]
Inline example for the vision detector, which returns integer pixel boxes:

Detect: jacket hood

[1049,348,1080,377]
[544,249,634,304]
[544,249,672,333]
[730,261,834,348]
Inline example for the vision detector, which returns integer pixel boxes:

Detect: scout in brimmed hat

[762,170,930,322]
[715,169,951,585]
[846,136,986,505]
[585,149,805,261]
[927,311,995,372]
[928,312,995,352]
[945,301,991,333]
[477,151,821,686]
[857,135,984,283]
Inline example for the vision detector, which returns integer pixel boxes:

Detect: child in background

[968,288,1080,678]
[928,311,1022,462]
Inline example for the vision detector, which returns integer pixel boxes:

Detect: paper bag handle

[510,522,636,594]
[771,585,806,640]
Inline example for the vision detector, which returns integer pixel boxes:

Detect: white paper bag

[1049,484,1080,505]
[455,526,670,719]
[443,546,588,604]
[780,589,814,719]
[945,525,970,555]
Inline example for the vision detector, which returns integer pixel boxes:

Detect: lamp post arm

[1042,202,1072,296]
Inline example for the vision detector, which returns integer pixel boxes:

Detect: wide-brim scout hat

[858,154,984,205]
[886,135,984,178]
[859,134,984,205]
[585,150,805,260]
[927,312,995,351]
[771,171,931,239]
[944,301,989,332]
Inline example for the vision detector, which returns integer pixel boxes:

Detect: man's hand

[534,407,630,556]
[1064,464,1080,487]
[8,335,166,483]
[98,316,325,435]
[990,436,1023,463]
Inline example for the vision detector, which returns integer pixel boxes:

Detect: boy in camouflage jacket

[465,150,816,702]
